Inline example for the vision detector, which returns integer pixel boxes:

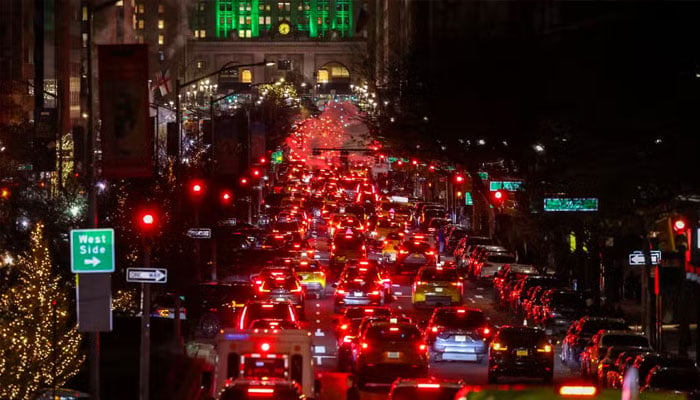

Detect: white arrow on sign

[628,251,661,266]
[126,268,167,283]
[84,256,101,266]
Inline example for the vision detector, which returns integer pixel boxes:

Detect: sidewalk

[618,299,697,361]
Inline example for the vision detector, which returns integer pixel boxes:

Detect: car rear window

[419,269,459,281]
[497,329,548,346]
[273,221,299,231]
[487,254,516,263]
[601,334,649,348]
[365,325,422,342]
[551,292,584,307]
[434,310,485,328]
[406,242,432,252]
[580,320,628,335]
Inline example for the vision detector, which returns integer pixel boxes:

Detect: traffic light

[492,189,507,207]
[673,218,686,234]
[239,176,250,187]
[220,189,234,206]
[187,179,206,204]
[258,156,268,165]
[135,207,160,236]
[453,174,465,184]
[250,168,262,179]
[670,216,688,253]
[411,159,419,166]
[0,187,10,200]
[428,165,436,172]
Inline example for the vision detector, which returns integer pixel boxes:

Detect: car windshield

[601,334,649,348]
[390,386,462,400]
[419,269,460,281]
[335,238,364,250]
[487,254,516,263]
[365,325,422,342]
[434,310,485,329]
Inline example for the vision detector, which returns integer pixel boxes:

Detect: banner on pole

[98,44,152,178]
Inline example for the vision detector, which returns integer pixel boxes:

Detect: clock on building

[278,21,291,35]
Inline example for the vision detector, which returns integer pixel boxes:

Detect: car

[388,378,466,400]
[560,316,629,368]
[256,274,305,313]
[335,306,392,371]
[294,259,327,299]
[411,266,463,307]
[596,346,651,385]
[354,321,429,387]
[493,263,539,307]
[426,306,492,362]
[218,378,305,400]
[641,366,700,395]
[472,251,516,282]
[183,282,254,338]
[630,353,698,388]
[536,289,586,335]
[236,301,299,330]
[329,231,366,272]
[580,330,651,381]
[381,231,404,264]
[396,240,438,274]
[488,326,554,384]
[333,265,386,313]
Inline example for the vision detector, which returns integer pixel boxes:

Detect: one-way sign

[126,268,167,283]
[628,251,661,266]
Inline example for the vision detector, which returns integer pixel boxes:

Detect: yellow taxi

[412,265,463,307]
[294,260,327,299]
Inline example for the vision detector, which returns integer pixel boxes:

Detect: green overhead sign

[70,229,115,273]
[544,197,599,212]
[490,181,523,191]
[478,171,489,180]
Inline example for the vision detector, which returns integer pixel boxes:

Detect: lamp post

[174,60,275,171]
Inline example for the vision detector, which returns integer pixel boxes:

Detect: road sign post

[71,228,115,273]
[126,268,168,283]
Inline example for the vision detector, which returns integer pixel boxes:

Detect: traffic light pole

[139,241,152,400]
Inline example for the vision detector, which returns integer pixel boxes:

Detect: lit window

[194,30,199,38]
[266,16,271,25]
[158,20,165,29]
[199,30,206,38]
[158,4,165,13]
[138,19,144,29]
[196,60,205,70]
[246,30,252,38]
[138,4,145,13]
[239,16,245,25]
[158,34,164,45]
[259,16,265,24]
[317,69,329,83]
[138,35,144,44]
[82,6,88,21]
[241,69,252,83]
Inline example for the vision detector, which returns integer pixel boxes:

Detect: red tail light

[482,327,491,336]
[418,343,428,351]
[336,289,346,295]
[340,324,349,330]
[417,383,440,389]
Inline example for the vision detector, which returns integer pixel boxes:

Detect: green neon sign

[544,197,599,212]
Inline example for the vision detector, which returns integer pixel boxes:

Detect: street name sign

[71,228,115,273]
[544,197,599,212]
[628,250,661,266]
[126,268,167,283]
[490,181,523,191]
[187,228,212,239]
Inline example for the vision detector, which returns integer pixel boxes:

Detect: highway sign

[71,228,115,273]
[544,197,599,212]
[628,250,661,266]
[126,268,167,283]
[187,228,211,239]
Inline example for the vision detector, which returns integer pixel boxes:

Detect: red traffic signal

[453,174,465,184]
[239,176,250,186]
[188,179,206,202]
[492,189,507,205]
[428,165,436,172]
[672,218,686,233]
[250,168,262,179]
[136,208,160,235]
[258,156,268,165]
[220,189,234,205]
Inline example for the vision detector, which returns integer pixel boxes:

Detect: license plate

[354,292,363,296]
[435,287,443,292]
[276,297,286,302]
[387,352,400,359]
[455,335,466,342]
[413,254,422,258]
[516,349,529,357]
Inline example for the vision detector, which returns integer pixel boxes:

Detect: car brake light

[415,281,425,285]
[559,386,597,396]
[336,289,346,295]
[425,251,435,255]
[342,335,354,343]
[482,327,491,336]
[389,327,399,332]
[369,290,380,296]
[417,383,440,389]
[399,249,408,254]
[248,388,274,395]
[431,326,439,333]
[451,282,463,287]
[340,324,349,330]
[418,343,427,351]
[260,342,271,352]
[456,309,466,313]
[492,342,507,351]
[261,304,274,308]
[537,344,552,353]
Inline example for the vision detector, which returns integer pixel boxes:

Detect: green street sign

[490,181,523,191]
[70,228,115,273]
[544,197,599,212]
[478,171,489,180]
[465,192,474,206]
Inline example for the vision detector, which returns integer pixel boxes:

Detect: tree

[0,222,84,399]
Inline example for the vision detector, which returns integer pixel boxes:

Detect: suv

[488,326,554,384]
[426,307,491,362]
[236,301,298,330]
[412,266,463,307]
[560,316,629,367]
[354,322,429,387]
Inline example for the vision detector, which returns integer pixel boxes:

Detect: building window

[317,69,329,83]
[158,4,165,13]
[158,20,165,29]
[158,34,164,45]
[82,6,88,21]
[241,69,252,83]
[137,35,144,43]
[137,4,145,13]
[196,60,205,70]
[199,30,206,38]
[194,30,199,38]
[138,19,144,29]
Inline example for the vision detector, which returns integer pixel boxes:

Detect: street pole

[175,79,181,171]
[139,242,152,400]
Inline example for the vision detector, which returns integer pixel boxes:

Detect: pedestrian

[346,374,360,400]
